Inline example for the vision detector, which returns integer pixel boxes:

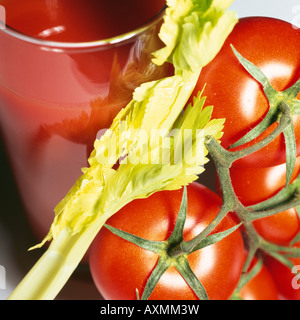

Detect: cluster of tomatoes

[88,17,300,300]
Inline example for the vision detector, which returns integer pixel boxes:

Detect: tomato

[226,158,300,245]
[192,16,300,168]
[264,248,300,300]
[89,182,244,300]
[238,256,279,300]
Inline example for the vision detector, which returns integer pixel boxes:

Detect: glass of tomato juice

[0,0,169,241]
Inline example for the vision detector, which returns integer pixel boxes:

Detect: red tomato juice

[0,0,169,241]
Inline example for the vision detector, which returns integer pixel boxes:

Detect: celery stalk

[9,222,104,300]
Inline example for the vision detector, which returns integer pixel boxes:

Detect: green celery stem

[8,220,104,300]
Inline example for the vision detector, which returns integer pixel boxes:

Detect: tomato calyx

[228,46,300,185]
[103,186,241,300]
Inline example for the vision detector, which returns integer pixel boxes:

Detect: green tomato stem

[249,197,300,221]
[179,205,231,254]
[247,175,300,212]
[140,256,172,300]
[174,256,209,300]
[234,256,264,295]
[229,102,292,162]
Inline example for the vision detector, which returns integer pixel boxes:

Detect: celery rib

[8,220,105,300]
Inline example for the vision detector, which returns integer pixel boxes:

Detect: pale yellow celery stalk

[8,0,237,300]
[153,0,237,72]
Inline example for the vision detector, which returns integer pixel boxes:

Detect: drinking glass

[0,5,170,240]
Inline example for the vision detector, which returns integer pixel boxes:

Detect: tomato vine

[203,46,300,297]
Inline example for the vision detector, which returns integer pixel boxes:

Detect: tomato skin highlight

[89,183,244,300]
[193,16,300,168]
[226,158,300,245]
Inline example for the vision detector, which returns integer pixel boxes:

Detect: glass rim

[0,4,166,50]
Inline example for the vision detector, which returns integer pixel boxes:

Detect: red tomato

[239,256,279,300]
[89,182,244,300]
[226,158,300,245]
[264,248,300,300]
[193,16,300,168]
